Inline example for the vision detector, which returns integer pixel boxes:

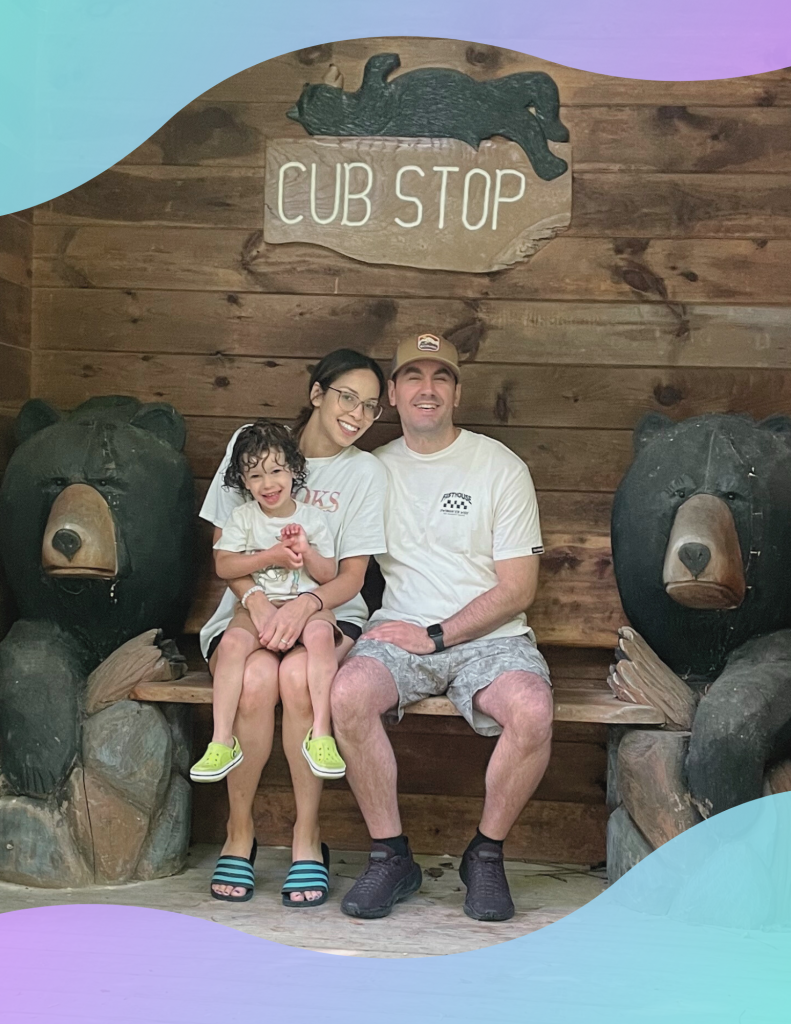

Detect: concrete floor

[0,844,606,957]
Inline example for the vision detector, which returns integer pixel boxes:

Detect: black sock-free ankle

[465,829,505,856]
[373,834,409,858]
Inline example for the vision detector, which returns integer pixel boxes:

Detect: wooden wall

[19,39,791,861]
[0,209,32,639]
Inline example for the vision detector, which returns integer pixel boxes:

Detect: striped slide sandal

[281,842,331,908]
[210,838,258,903]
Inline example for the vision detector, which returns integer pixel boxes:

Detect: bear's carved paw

[609,626,698,730]
[86,630,187,714]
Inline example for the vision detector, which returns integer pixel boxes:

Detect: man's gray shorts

[345,634,552,738]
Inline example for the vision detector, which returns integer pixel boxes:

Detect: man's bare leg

[210,648,280,899]
[330,655,401,838]
[474,671,554,839]
[280,636,354,902]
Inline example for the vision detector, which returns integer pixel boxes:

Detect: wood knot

[465,45,501,70]
[654,384,682,407]
[213,376,231,389]
[296,44,333,66]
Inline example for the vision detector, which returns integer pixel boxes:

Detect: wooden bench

[132,671,665,726]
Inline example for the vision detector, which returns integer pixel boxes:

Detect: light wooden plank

[33,350,791,428]
[131,674,659,724]
[33,227,791,303]
[120,99,791,174]
[201,38,791,107]
[33,290,791,372]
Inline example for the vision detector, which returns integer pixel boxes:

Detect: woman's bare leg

[280,636,354,902]
[210,647,280,898]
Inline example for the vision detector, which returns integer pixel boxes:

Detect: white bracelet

[240,584,265,609]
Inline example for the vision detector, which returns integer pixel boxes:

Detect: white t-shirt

[199,426,387,659]
[371,429,543,642]
[214,499,335,601]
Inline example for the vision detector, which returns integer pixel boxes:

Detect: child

[190,420,347,784]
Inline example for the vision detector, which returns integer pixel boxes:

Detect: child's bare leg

[301,618,338,737]
[212,613,261,747]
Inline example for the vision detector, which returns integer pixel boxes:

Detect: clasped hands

[247,525,317,651]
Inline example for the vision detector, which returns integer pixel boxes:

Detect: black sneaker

[459,842,515,921]
[340,842,423,919]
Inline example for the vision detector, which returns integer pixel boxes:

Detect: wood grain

[0,214,32,290]
[32,290,791,370]
[33,227,791,304]
[33,351,791,429]
[0,279,31,351]
[120,99,791,174]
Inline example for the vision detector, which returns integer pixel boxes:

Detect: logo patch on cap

[416,333,441,352]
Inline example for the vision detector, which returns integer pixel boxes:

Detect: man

[330,333,553,922]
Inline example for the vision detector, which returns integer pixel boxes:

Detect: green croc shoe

[190,737,243,783]
[302,730,346,779]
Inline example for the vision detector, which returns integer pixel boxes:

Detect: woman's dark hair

[292,349,387,439]
[224,420,307,495]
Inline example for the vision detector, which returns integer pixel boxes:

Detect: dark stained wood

[0,279,31,351]
[201,38,791,108]
[120,99,791,175]
[37,167,265,229]
[33,351,791,429]
[32,227,791,304]
[189,785,608,863]
[0,214,32,290]
[34,290,791,372]
[606,805,653,881]
[36,167,791,240]
[0,347,31,405]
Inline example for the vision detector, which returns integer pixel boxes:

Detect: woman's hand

[258,593,316,652]
[245,591,278,642]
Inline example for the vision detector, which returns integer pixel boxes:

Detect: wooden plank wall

[0,209,32,639]
[22,39,791,861]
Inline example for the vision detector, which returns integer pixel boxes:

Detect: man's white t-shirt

[370,429,543,642]
[214,500,335,601]
[199,426,387,659]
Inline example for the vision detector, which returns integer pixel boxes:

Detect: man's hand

[258,593,316,651]
[280,524,309,557]
[363,621,435,655]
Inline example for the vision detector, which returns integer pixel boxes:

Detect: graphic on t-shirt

[297,486,341,513]
[441,491,472,515]
[257,565,302,596]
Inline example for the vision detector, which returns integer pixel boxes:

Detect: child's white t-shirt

[213,500,335,601]
[199,428,387,659]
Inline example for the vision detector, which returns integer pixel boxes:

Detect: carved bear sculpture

[287,52,570,181]
[0,396,195,886]
[610,412,791,831]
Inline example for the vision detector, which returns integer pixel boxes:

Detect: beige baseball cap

[390,333,460,380]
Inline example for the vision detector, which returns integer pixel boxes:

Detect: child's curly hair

[223,420,308,495]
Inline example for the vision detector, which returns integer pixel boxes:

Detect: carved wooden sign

[263,54,572,274]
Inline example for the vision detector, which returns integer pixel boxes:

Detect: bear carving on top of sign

[0,396,195,887]
[609,412,791,830]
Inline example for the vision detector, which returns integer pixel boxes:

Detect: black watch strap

[426,623,445,652]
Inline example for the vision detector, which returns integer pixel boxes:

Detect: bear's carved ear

[14,399,62,444]
[759,414,791,446]
[633,412,673,453]
[130,403,186,452]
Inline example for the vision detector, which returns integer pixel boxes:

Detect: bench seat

[131,671,665,725]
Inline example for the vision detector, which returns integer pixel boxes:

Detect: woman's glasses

[325,386,383,420]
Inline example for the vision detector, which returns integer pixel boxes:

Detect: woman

[199,349,388,903]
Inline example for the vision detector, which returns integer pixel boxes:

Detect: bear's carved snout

[663,493,746,610]
[42,484,118,578]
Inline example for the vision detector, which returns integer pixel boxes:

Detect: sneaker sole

[341,862,423,919]
[301,745,346,780]
[190,751,244,783]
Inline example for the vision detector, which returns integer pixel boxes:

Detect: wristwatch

[426,623,445,653]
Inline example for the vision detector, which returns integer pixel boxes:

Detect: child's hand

[268,541,303,570]
[280,523,310,556]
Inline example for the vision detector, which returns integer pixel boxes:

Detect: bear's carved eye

[52,477,68,489]
[725,491,741,502]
